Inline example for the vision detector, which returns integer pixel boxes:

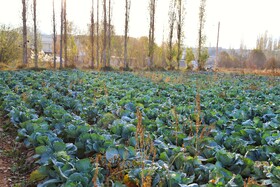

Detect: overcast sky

[0,0,280,49]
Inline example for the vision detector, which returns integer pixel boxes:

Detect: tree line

[1,0,279,71]
[0,0,209,70]
[215,32,280,71]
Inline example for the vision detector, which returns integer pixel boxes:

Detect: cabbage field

[0,70,279,187]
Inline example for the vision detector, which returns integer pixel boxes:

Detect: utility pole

[215,21,220,69]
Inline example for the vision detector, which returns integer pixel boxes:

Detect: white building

[41,34,53,54]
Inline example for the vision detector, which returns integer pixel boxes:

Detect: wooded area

[1,0,280,72]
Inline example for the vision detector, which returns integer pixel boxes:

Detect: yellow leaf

[142,176,152,187]
[29,169,47,183]
[123,174,138,187]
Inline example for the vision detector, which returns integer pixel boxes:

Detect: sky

[0,0,280,49]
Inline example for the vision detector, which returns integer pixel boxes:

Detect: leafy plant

[0,70,279,186]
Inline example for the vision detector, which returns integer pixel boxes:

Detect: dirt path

[0,125,14,187]
[0,115,30,187]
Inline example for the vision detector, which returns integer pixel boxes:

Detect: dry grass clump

[217,68,280,76]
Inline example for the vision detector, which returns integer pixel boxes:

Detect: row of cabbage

[0,70,279,186]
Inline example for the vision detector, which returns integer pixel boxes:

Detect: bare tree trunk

[22,0,28,65]
[60,0,63,68]
[176,0,184,70]
[167,0,176,67]
[91,0,95,69]
[53,0,57,69]
[63,0,68,67]
[97,0,100,68]
[198,0,206,70]
[124,0,131,69]
[148,0,156,68]
[161,28,167,67]
[102,0,107,67]
[108,0,111,67]
[33,0,38,68]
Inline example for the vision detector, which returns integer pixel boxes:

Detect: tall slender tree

[161,28,167,67]
[197,0,206,70]
[97,0,100,68]
[148,0,156,68]
[102,0,107,67]
[63,0,68,67]
[124,0,131,69]
[22,0,28,65]
[33,0,38,68]
[91,0,95,68]
[176,0,184,69]
[53,0,57,69]
[108,0,112,67]
[167,0,176,67]
[60,0,63,68]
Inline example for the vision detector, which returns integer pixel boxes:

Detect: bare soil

[0,126,15,187]
[0,115,30,187]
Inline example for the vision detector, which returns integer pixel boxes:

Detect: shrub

[265,57,278,72]
[246,49,266,69]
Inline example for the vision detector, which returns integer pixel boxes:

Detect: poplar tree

[53,0,57,69]
[124,0,131,69]
[102,0,107,67]
[97,0,100,68]
[176,0,185,69]
[63,0,68,67]
[33,0,38,68]
[167,0,176,68]
[148,0,156,68]
[197,0,206,70]
[91,0,95,68]
[60,0,63,68]
[22,0,28,65]
[108,0,112,67]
